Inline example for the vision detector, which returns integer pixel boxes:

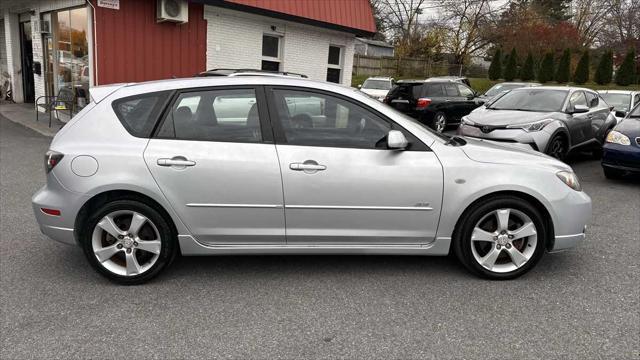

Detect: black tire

[603,167,623,179]
[80,199,177,285]
[452,195,548,280]
[545,134,568,161]
[431,112,447,133]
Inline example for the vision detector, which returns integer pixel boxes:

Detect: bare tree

[434,0,495,65]
[373,0,429,56]
[572,0,613,47]
[597,0,640,49]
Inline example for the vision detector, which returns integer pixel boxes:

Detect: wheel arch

[451,190,556,252]
[74,189,179,247]
[544,126,571,153]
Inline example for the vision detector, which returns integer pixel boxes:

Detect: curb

[0,111,56,138]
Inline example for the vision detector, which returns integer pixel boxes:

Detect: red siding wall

[94,0,207,85]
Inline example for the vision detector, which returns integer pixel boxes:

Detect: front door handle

[290,161,326,172]
[157,157,196,167]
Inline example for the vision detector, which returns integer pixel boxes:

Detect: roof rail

[197,68,308,78]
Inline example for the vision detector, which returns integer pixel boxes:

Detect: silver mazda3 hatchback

[32,76,591,284]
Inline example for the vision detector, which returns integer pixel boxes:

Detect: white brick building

[204,6,356,86]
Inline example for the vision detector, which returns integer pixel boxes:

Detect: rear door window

[444,84,459,97]
[112,91,170,137]
[157,88,262,143]
[423,84,444,97]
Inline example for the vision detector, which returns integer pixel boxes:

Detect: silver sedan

[32,76,591,284]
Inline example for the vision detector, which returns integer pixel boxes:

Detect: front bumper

[32,173,88,245]
[548,189,592,252]
[602,143,640,172]
[457,124,552,152]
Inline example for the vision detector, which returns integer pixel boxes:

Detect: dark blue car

[602,104,640,179]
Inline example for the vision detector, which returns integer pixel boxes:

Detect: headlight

[605,130,631,145]
[556,171,582,191]
[461,116,475,126]
[506,119,554,132]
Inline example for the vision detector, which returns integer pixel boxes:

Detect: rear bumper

[32,174,88,246]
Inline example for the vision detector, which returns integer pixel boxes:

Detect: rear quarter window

[112,91,170,137]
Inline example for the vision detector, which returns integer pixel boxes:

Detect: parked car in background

[598,90,640,122]
[457,87,617,160]
[479,82,541,101]
[425,76,471,87]
[384,79,484,132]
[601,103,640,179]
[358,76,395,101]
[33,76,590,284]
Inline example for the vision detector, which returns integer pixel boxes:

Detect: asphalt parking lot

[1,116,638,359]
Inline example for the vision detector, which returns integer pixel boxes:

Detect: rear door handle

[157,157,196,167]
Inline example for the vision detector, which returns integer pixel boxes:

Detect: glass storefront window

[52,7,89,109]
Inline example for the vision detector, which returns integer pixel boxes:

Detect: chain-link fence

[353,54,488,79]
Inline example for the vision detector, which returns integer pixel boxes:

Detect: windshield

[485,84,525,97]
[488,89,568,112]
[362,79,392,90]
[600,93,632,112]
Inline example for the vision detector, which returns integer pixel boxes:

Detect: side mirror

[387,130,408,149]
[357,84,362,89]
[570,104,589,114]
[615,110,628,118]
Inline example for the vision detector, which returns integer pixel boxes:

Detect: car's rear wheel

[80,199,177,285]
[432,112,447,133]
[453,196,547,280]
[546,135,567,161]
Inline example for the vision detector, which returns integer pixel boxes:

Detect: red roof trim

[196,0,376,36]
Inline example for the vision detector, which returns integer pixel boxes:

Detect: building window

[261,34,281,71]
[45,7,90,108]
[327,45,342,83]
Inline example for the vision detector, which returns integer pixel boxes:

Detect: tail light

[44,150,64,173]
[416,98,432,109]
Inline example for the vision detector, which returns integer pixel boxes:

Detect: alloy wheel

[435,114,446,133]
[470,208,538,273]
[91,210,162,276]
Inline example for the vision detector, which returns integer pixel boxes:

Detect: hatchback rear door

[143,86,285,245]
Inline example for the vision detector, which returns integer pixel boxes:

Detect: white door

[143,87,285,245]
[267,87,444,245]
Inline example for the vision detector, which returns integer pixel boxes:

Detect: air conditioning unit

[157,0,188,23]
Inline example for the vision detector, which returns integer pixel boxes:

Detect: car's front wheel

[546,134,568,161]
[453,195,547,280]
[80,199,177,285]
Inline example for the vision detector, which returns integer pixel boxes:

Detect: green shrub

[594,50,613,85]
[555,49,571,83]
[615,48,637,86]
[520,53,535,81]
[538,52,555,83]
[488,48,502,80]
[503,48,518,81]
[573,50,590,84]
